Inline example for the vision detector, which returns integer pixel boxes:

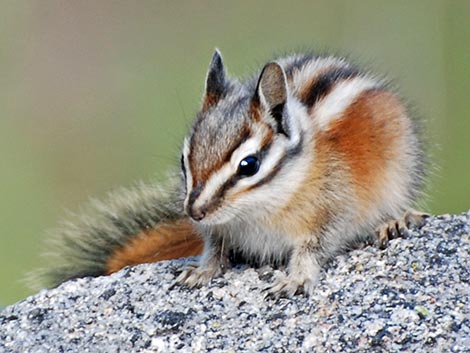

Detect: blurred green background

[1,1,469,306]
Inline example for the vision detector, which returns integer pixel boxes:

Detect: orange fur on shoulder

[327,90,405,206]
[106,219,203,274]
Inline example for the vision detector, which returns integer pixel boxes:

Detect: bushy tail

[31,178,203,289]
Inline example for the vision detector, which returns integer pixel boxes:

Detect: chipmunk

[39,49,427,297]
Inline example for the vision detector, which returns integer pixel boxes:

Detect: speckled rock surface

[1,212,469,353]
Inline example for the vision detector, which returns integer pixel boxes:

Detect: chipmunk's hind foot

[375,210,429,249]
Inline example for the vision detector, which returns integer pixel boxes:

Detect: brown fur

[202,93,219,113]
[264,90,406,239]
[249,99,263,122]
[325,90,406,208]
[189,123,251,186]
[106,219,203,274]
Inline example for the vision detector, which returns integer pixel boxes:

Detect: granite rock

[1,212,469,352]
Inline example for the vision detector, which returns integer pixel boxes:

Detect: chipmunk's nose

[188,206,206,221]
[186,186,207,221]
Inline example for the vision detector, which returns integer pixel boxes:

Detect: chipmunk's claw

[375,210,429,249]
[173,261,223,290]
[263,271,316,299]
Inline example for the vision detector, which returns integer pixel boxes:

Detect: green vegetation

[1,1,468,305]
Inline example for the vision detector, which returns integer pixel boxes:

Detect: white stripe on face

[182,138,193,205]
[187,127,288,219]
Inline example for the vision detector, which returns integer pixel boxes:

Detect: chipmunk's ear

[202,49,227,112]
[253,62,288,135]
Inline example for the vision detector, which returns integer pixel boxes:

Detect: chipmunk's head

[182,50,308,225]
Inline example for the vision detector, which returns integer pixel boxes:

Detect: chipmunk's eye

[238,156,260,177]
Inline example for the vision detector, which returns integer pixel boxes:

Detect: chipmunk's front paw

[375,210,429,249]
[175,263,221,288]
[264,271,318,299]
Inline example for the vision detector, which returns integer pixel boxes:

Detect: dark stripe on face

[300,66,359,108]
[188,125,251,188]
[250,132,304,190]
[186,128,272,217]
[222,131,304,199]
[220,127,251,168]
[201,136,276,214]
[188,184,203,208]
